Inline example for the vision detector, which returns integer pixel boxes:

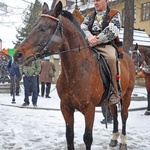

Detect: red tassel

[116,75,120,79]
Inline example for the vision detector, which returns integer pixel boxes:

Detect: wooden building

[109,0,150,36]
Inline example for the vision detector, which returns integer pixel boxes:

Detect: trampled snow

[0,84,150,150]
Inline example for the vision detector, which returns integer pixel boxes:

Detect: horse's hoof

[109,139,118,147]
[144,110,150,115]
[119,143,127,150]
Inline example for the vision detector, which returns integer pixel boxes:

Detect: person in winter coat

[7,57,21,96]
[19,59,41,107]
[39,56,56,98]
[100,106,112,124]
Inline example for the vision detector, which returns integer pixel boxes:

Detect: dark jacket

[7,59,21,77]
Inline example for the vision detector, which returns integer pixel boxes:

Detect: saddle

[92,48,121,105]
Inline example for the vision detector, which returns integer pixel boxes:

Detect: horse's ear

[42,2,49,14]
[135,43,138,50]
[53,1,63,17]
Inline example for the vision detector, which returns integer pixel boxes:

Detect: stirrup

[109,93,120,105]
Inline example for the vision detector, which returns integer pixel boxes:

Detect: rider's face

[93,0,108,12]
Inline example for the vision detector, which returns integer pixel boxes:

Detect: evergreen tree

[14,0,42,48]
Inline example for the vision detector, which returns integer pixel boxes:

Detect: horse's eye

[39,25,47,32]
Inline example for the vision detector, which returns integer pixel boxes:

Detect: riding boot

[109,78,120,105]
[41,83,45,97]
[109,56,121,105]
[95,45,121,105]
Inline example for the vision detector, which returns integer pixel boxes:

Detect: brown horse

[14,2,135,150]
[132,43,150,115]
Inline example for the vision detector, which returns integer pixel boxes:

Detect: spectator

[101,106,112,124]
[29,75,40,96]
[19,59,41,107]
[39,56,56,98]
[7,57,21,96]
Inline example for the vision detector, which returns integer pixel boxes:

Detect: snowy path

[0,105,150,150]
[0,85,150,150]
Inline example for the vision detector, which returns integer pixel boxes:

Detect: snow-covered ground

[0,84,150,150]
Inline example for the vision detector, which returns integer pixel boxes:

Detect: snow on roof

[119,28,150,46]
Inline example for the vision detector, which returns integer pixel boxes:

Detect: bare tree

[123,0,134,53]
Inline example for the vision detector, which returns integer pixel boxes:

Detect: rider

[81,0,121,104]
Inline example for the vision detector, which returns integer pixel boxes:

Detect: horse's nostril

[16,52,23,59]
[14,52,24,64]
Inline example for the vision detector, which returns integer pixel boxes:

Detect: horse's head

[143,48,150,66]
[14,2,63,65]
[131,43,144,67]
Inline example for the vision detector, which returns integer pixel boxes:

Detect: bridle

[23,13,90,65]
[36,14,64,57]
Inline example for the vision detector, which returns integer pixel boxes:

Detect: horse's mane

[138,47,150,56]
[61,10,86,39]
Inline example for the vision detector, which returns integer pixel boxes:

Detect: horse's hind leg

[109,104,120,147]
[145,77,150,115]
[119,94,131,150]
[83,105,95,150]
[61,103,75,150]
[144,91,150,115]
[147,91,150,111]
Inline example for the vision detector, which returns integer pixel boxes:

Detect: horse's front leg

[61,102,75,150]
[83,105,95,150]
[109,104,119,147]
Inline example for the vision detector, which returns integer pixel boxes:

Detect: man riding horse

[13,1,135,149]
[81,0,122,104]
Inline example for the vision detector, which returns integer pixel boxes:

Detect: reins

[53,45,90,55]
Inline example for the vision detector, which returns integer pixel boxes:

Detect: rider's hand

[88,35,99,47]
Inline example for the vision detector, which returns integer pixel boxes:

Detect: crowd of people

[6,55,112,124]
[6,56,56,108]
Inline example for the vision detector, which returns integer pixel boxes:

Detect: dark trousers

[41,82,51,97]
[29,76,39,95]
[10,75,21,95]
[23,76,38,105]
[101,106,112,121]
